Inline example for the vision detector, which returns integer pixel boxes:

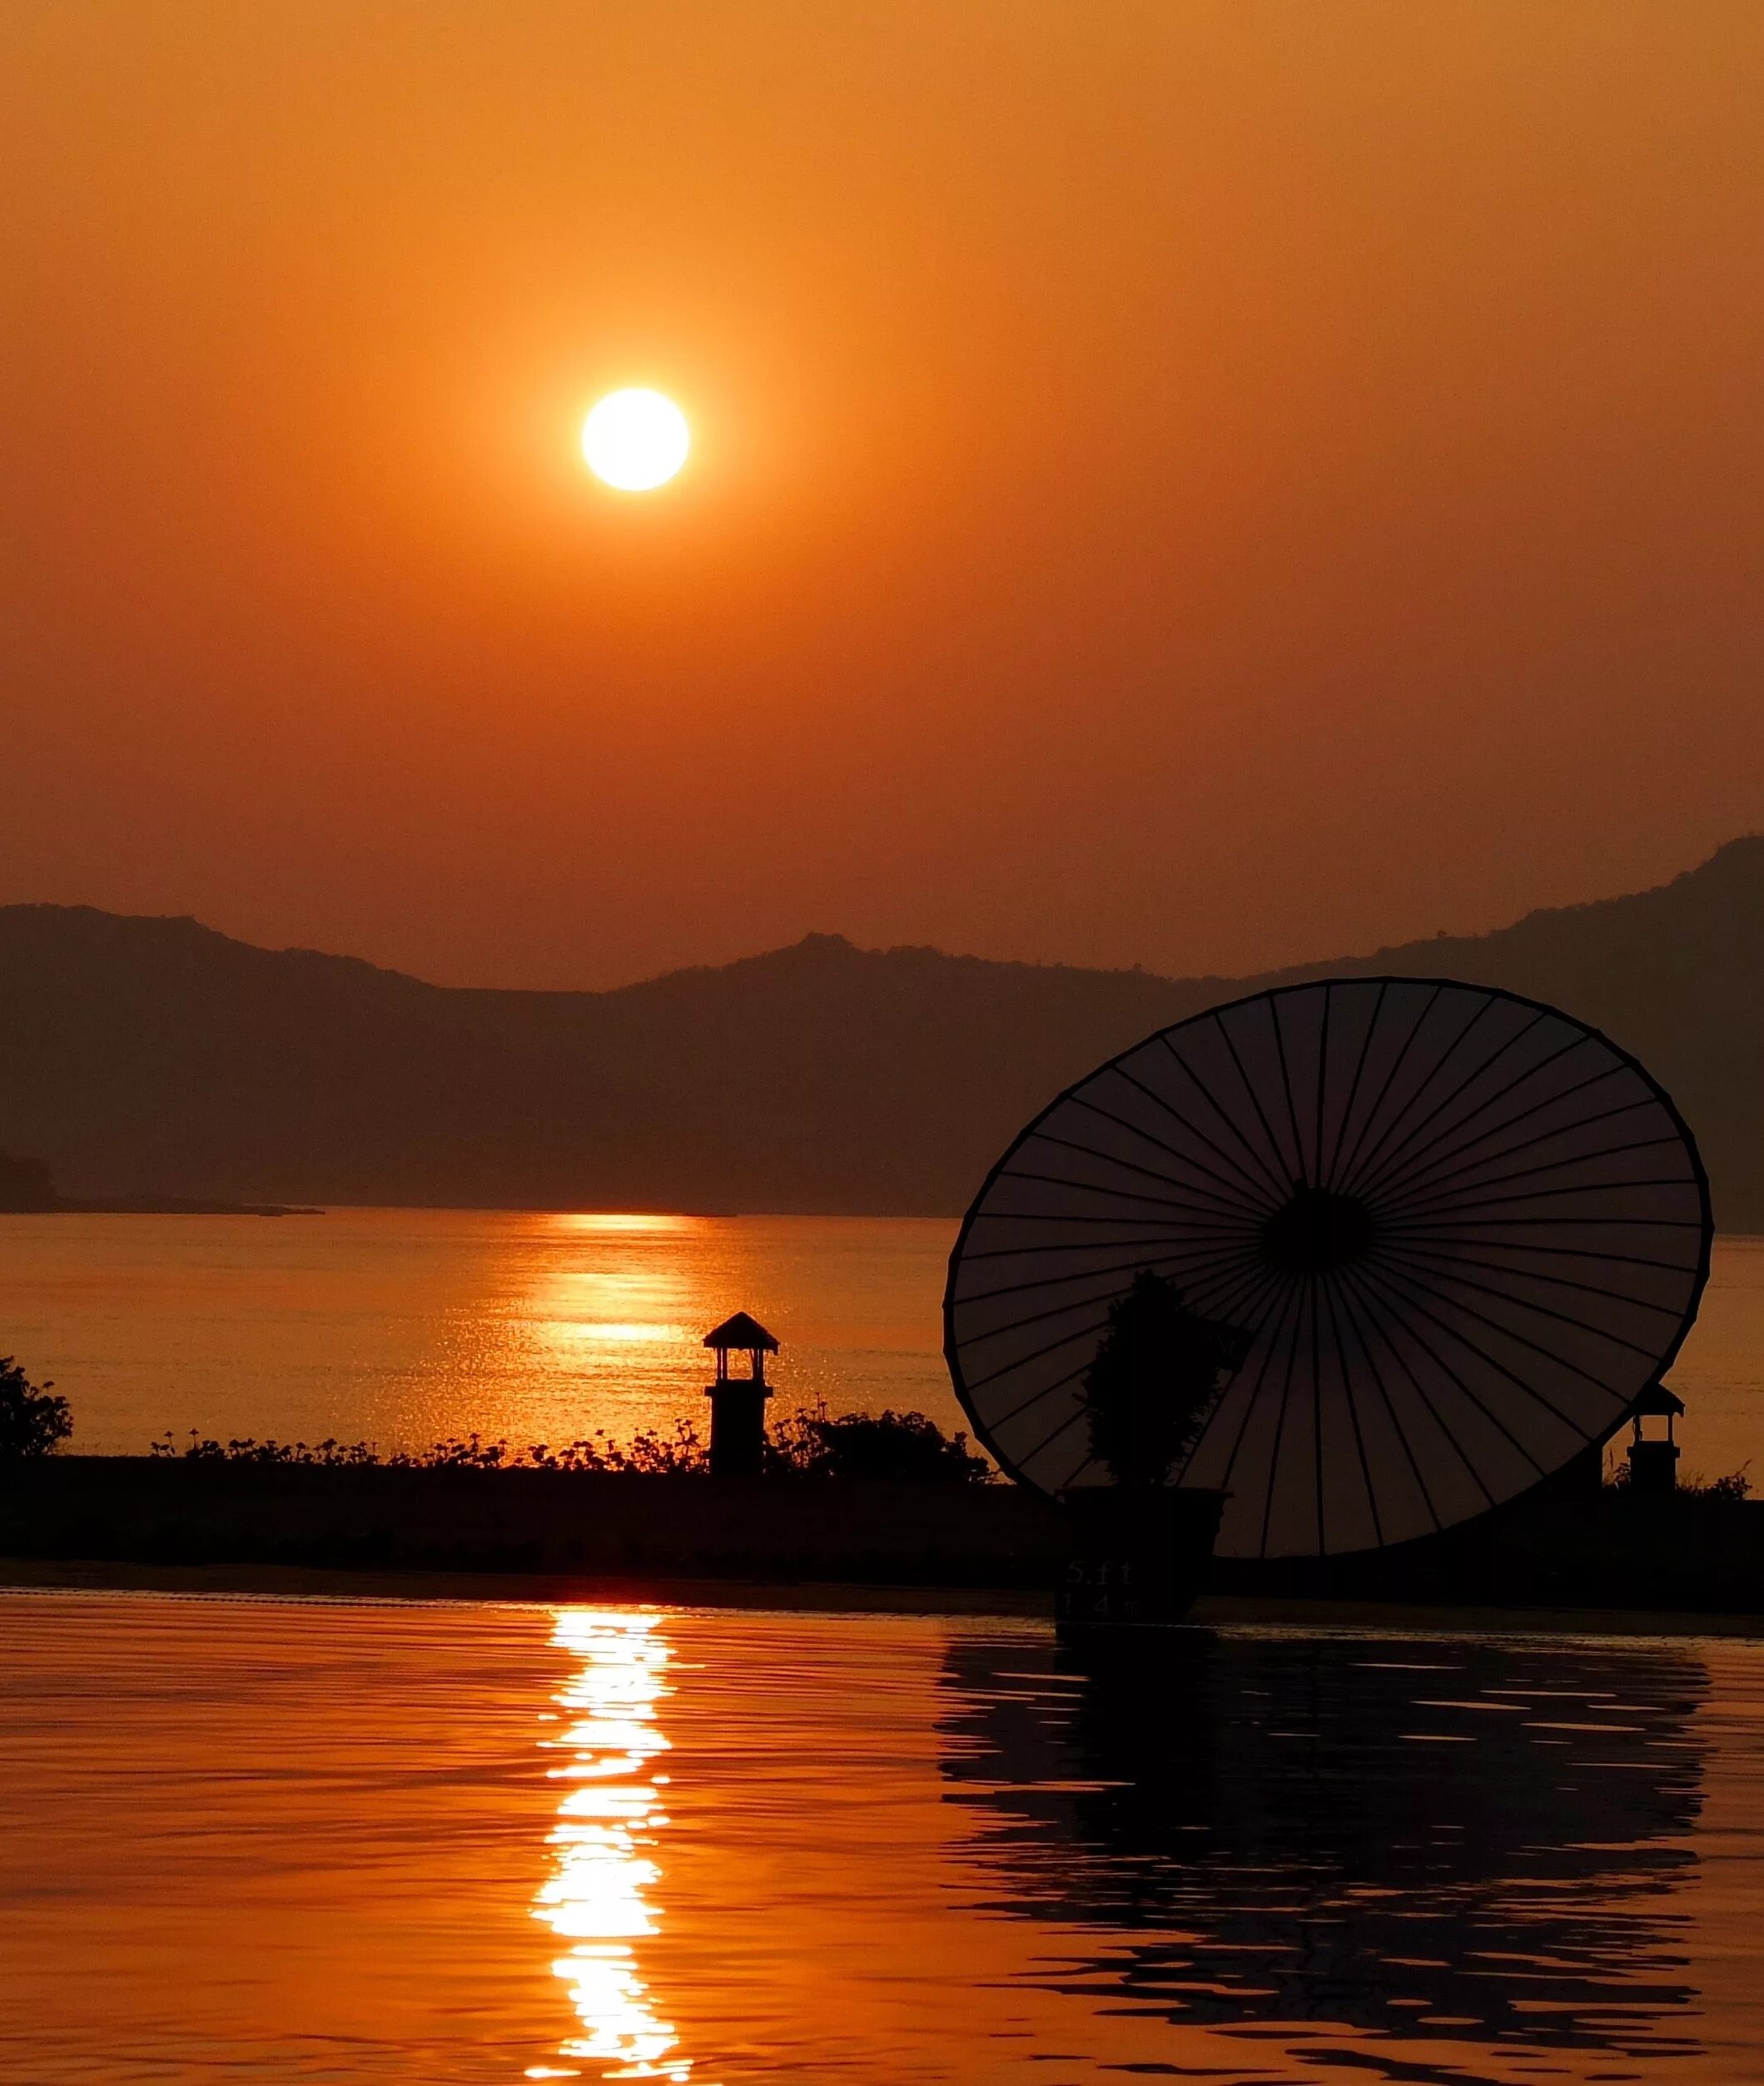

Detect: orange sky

[4,2,1762,988]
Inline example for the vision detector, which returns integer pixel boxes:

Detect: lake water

[4,1591,1764,2084]
[0,1210,962,1458]
[2,1210,1762,1479]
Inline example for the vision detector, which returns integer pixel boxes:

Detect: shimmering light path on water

[2,1214,1762,1474]
[4,1594,1764,2084]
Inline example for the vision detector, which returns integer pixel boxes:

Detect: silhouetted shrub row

[147,1403,996,1484]
[147,1422,704,1472]
[1606,1463,1752,1501]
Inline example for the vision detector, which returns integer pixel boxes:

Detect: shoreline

[3,1200,323,1217]
[5,1552,1764,1640]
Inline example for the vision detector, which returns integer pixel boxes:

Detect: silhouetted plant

[522,1420,708,1474]
[0,1358,72,1459]
[142,1407,989,1479]
[396,1433,510,1469]
[1606,1460,1752,1503]
[147,1420,713,1473]
[768,1403,994,1484]
[1081,1271,1250,1489]
[151,1431,379,1464]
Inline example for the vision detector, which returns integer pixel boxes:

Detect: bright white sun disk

[582,390,689,491]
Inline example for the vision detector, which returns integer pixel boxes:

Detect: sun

[581,389,689,492]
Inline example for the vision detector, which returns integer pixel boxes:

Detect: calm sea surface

[3,1592,1764,2084]
[1,1211,1761,1476]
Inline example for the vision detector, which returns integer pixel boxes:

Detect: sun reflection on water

[560,1324,678,1344]
[534,1609,706,2084]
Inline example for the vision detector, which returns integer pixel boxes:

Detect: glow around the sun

[581,390,690,491]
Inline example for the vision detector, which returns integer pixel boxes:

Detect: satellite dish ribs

[942,977,1713,1561]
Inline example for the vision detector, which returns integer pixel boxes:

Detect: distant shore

[3,1199,323,1217]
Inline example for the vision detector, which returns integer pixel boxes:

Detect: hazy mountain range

[2,837,1760,1224]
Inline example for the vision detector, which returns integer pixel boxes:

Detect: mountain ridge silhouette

[2,837,1759,1222]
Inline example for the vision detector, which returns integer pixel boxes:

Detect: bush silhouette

[0,1358,72,1459]
[768,1404,993,1484]
[1081,1271,1249,1488]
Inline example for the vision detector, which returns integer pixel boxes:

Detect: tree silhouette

[0,1358,72,1458]
[1082,1272,1248,1488]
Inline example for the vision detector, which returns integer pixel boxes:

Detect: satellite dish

[943,978,1712,1559]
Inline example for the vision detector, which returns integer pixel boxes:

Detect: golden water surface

[0,1211,955,1456]
[3,1593,1764,2084]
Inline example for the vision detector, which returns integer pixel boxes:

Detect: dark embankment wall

[2,836,1762,1220]
[0,1460,1066,1587]
[7,1460,1764,1612]
[1210,1492,1764,1614]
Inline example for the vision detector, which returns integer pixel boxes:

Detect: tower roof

[703,1311,779,1353]
[1632,1382,1685,1417]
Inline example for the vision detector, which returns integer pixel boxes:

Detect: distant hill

[2,838,1761,1224]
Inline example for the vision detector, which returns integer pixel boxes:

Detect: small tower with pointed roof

[703,1312,779,1478]
[1627,1383,1683,1497]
